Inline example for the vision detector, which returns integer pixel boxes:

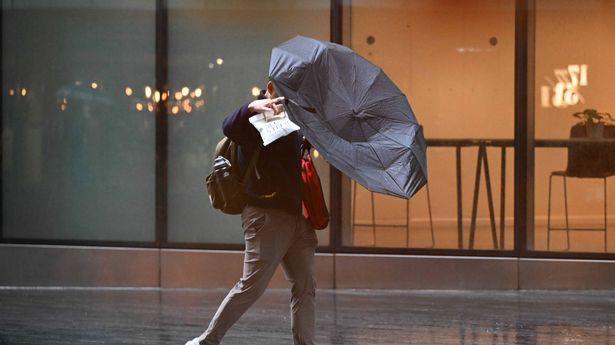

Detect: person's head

[265,81,278,99]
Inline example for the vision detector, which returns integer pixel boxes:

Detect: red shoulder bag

[301,141,330,230]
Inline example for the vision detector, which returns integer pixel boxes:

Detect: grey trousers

[199,205,318,345]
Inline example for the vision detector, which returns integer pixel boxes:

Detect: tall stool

[351,180,435,248]
[547,124,615,252]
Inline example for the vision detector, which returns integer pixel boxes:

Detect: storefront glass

[2,1,156,241]
[3,0,614,257]
[532,0,615,253]
[341,0,516,251]
[166,0,331,245]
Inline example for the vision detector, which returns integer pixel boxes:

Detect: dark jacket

[222,91,303,215]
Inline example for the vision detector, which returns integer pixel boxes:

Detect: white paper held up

[249,110,301,146]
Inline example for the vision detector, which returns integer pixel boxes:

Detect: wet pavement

[0,288,614,344]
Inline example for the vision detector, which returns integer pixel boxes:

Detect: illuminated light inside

[456,47,483,53]
[125,87,133,96]
[171,105,179,115]
[145,86,152,98]
[183,99,192,113]
[189,91,195,98]
[59,97,68,111]
[174,91,182,100]
[161,91,168,101]
[195,88,202,97]
[154,90,161,103]
[216,58,224,65]
[313,150,320,159]
[136,103,144,111]
[208,63,214,69]
[147,103,154,112]
[181,87,189,96]
[91,82,98,89]
[9,89,15,96]
[21,88,27,96]
[251,87,260,97]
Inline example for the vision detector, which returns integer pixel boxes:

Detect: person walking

[185,81,318,345]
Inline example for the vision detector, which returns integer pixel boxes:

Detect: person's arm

[222,96,285,146]
[222,102,259,146]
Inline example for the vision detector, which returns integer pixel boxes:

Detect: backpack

[205,137,261,214]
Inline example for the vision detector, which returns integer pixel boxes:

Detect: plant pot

[585,122,604,139]
[567,123,615,177]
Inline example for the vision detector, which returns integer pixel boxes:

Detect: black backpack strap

[241,145,262,185]
[300,136,312,158]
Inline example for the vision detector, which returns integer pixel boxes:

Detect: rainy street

[1,288,614,345]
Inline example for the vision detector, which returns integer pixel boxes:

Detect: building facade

[2,0,615,289]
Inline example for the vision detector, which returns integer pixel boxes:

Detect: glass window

[341,0,515,251]
[532,0,615,253]
[166,1,331,245]
[2,1,156,241]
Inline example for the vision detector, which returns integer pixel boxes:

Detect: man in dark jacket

[185,81,318,345]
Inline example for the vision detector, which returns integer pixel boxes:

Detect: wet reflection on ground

[0,289,613,344]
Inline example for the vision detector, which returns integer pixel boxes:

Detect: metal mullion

[0,3,4,242]
[1,238,160,249]
[337,244,517,258]
[164,241,334,254]
[329,0,343,256]
[520,250,615,261]
[514,0,533,260]
[161,242,244,251]
[155,0,169,248]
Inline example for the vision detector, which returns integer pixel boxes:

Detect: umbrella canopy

[269,36,427,199]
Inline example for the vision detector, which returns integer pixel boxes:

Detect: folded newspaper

[249,110,301,146]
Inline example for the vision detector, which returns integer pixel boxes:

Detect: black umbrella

[269,36,427,199]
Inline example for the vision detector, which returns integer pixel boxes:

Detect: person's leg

[197,206,296,345]
[198,263,277,344]
[281,216,318,345]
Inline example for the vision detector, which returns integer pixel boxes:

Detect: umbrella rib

[367,141,406,195]
[362,94,417,122]
[357,119,405,194]
[355,62,380,107]
[361,116,412,148]
[358,71,402,107]
[327,81,353,112]
[319,94,416,124]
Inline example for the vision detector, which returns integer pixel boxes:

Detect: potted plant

[572,108,614,138]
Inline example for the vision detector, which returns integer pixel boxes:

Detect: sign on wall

[541,64,588,108]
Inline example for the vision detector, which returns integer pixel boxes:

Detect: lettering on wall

[540,64,588,108]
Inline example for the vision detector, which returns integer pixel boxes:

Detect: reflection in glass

[2,1,156,241]
[342,0,515,251]
[166,1,331,244]
[533,0,615,253]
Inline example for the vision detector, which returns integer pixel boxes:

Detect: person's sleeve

[222,102,260,146]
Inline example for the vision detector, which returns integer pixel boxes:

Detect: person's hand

[248,97,285,120]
